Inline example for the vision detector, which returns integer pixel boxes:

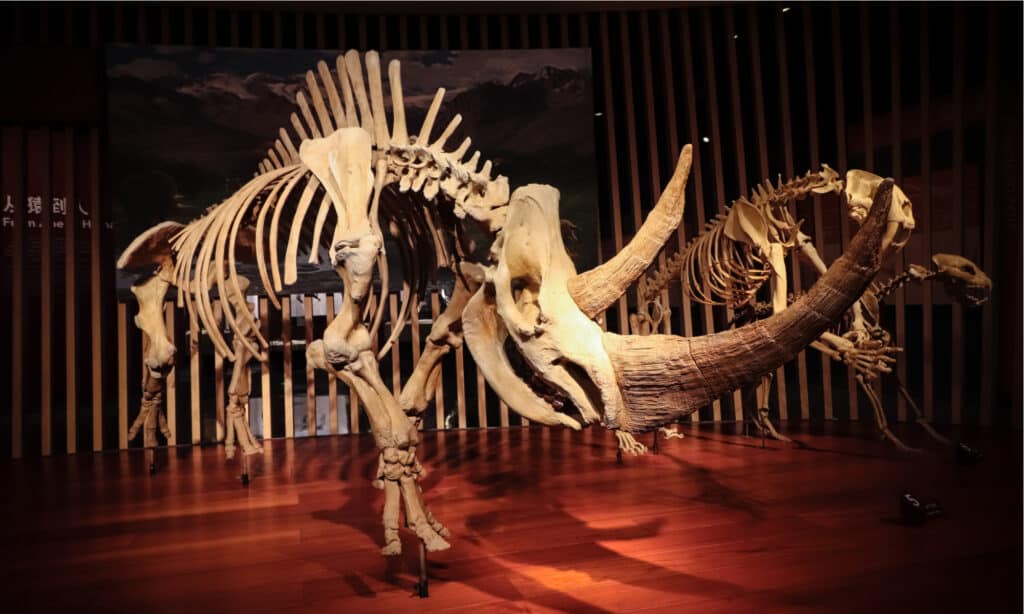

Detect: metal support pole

[415,541,429,598]
[240,453,250,486]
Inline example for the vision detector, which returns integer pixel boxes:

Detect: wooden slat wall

[0,2,1019,458]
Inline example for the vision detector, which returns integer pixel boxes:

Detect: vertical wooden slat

[950,6,964,424]
[213,301,225,441]
[431,293,445,429]
[699,9,730,422]
[304,295,316,435]
[476,364,488,428]
[658,9,693,339]
[164,302,176,445]
[251,10,261,48]
[919,4,934,422]
[455,325,466,429]
[723,7,753,420]
[114,4,124,42]
[802,5,833,421]
[979,6,998,425]
[228,10,240,47]
[746,7,787,421]
[679,10,718,423]
[481,14,495,427]
[272,10,282,49]
[832,4,857,421]
[354,18,370,431]
[724,8,747,196]
[472,13,504,428]
[596,13,630,336]
[857,4,880,423]
[63,2,74,46]
[889,4,907,423]
[63,128,76,453]
[257,297,273,438]
[388,294,401,396]
[347,296,359,434]
[617,13,645,322]
[36,129,53,455]
[7,128,23,459]
[637,13,674,336]
[398,14,408,48]
[160,6,170,43]
[445,13,468,430]
[117,303,128,449]
[775,8,810,420]
[190,302,201,443]
[89,128,102,451]
[499,15,509,48]
[410,300,421,366]
[518,13,531,429]
[459,15,469,49]
[436,12,448,46]
[281,297,294,438]
[137,4,146,44]
[349,378,360,433]
[326,294,339,434]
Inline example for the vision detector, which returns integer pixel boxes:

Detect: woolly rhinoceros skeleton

[119,49,895,558]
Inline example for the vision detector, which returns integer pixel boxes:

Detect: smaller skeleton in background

[625,167,920,453]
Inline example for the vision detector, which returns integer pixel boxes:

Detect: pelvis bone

[465,147,894,433]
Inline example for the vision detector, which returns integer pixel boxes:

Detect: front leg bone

[400,273,478,414]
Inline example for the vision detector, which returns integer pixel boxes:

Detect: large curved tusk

[603,180,894,432]
[568,144,692,319]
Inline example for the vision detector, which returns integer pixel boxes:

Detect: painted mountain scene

[107,45,598,295]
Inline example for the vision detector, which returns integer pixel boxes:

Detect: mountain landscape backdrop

[107,45,598,293]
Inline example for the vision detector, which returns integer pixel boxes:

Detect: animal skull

[844,170,915,254]
[932,253,992,308]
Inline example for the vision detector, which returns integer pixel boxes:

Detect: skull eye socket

[958,264,975,275]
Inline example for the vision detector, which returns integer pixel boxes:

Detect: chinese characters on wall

[2,194,112,230]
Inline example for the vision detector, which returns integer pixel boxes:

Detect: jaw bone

[465,149,894,433]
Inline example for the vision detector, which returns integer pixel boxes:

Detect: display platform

[1,423,1020,612]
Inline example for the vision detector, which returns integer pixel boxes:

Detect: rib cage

[161,50,508,363]
[641,168,840,309]
[679,220,771,308]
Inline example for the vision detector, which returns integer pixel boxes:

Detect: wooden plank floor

[1,422,1020,613]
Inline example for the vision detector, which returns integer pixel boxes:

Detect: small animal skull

[932,253,992,308]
